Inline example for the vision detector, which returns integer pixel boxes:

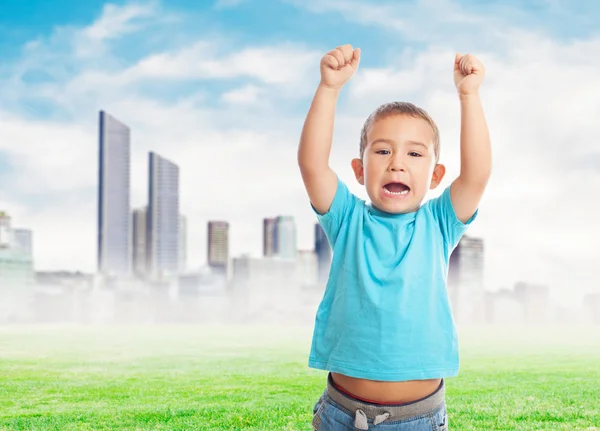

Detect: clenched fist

[320,44,361,90]
[454,53,485,96]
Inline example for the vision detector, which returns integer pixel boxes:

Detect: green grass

[0,324,599,430]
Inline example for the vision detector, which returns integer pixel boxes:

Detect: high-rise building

[232,253,299,291]
[276,216,297,260]
[298,249,318,288]
[314,223,331,285]
[208,221,229,275]
[514,282,550,324]
[448,235,485,324]
[132,207,147,277]
[0,211,12,248]
[485,288,524,325]
[0,212,34,323]
[0,246,35,323]
[12,229,33,256]
[97,110,131,277]
[263,217,278,257]
[147,152,180,280]
[179,214,187,273]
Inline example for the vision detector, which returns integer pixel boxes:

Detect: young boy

[298,44,491,430]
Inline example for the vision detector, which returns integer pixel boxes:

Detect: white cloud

[83,2,157,42]
[286,0,509,46]
[2,39,320,121]
[221,84,264,104]
[120,42,320,84]
[0,112,96,193]
[1,0,599,309]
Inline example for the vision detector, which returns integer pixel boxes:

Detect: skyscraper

[314,223,331,285]
[12,229,33,257]
[97,110,131,276]
[147,152,180,280]
[208,221,229,275]
[0,212,34,323]
[0,211,11,249]
[263,217,278,257]
[179,214,187,273]
[448,235,485,324]
[276,216,297,260]
[298,249,318,287]
[132,207,147,277]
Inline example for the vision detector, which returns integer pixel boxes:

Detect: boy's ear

[351,158,364,185]
[429,163,446,189]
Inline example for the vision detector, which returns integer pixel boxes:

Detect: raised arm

[298,44,360,215]
[450,53,492,223]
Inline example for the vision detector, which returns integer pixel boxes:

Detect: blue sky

[1,0,599,304]
[2,0,599,63]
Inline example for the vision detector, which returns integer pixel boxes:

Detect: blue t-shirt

[308,176,477,381]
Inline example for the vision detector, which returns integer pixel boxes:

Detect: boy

[298,44,491,430]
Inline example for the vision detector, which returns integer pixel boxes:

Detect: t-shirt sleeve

[310,176,357,247]
[427,183,478,251]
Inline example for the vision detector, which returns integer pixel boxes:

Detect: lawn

[0,324,598,430]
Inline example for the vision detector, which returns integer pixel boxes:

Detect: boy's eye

[409,152,422,157]
[376,150,390,155]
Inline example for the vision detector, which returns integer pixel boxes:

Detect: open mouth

[383,182,410,196]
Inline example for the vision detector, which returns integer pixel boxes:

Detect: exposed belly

[331,372,442,404]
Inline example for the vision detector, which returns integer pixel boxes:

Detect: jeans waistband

[325,373,445,422]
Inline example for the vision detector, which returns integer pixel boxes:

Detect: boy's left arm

[450,53,492,224]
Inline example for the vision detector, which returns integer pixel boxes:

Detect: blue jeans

[312,374,449,430]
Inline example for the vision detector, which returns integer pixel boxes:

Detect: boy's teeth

[384,187,408,195]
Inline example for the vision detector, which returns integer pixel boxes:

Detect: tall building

[132,207,147,278]
[208,221,229,275]
[232,253,299,292]
[147,152,180,280]
[0,212,34,323]
[12,229,33,256]
[179,214,187,273]
[97,110,131,277]
[484,288,524,325]
[448,235,485,324]
[314,223,331,285]
[298,249,318,288]
[263,217,278,257]
[514,282,550,324]
[0,211,11,248]
[231,254,302,322]
[276,216,297,260]
[0,246,35,323]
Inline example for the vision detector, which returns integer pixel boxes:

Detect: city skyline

[1,1,600,306]
[4,203,600,326]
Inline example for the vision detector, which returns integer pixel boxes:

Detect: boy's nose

[389,158,406,172]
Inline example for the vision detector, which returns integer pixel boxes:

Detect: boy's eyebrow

[371,138,429,151]
[406,140,429,151]
[370,138,395,146]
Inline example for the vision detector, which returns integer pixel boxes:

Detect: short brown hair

[359,102,440,162]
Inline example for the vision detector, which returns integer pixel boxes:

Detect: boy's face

[351,114,445,214]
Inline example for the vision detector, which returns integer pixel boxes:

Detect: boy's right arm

[298,44,361,215]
